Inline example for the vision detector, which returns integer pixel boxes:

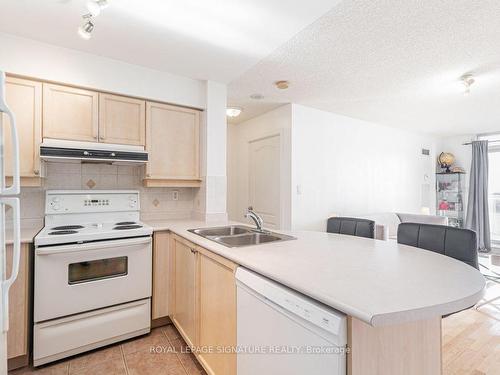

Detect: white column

[193,81,228,222]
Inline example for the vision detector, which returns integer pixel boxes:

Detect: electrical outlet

[172,190,179,201]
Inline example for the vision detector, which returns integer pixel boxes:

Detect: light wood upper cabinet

[3,77,42,185]
[171,235,198,347]
[43,83,98,142]
[197,249,237,375]
[99,93,145,146]
[7,243,30,370]
[145,102,201,186]
[152,231,170,321]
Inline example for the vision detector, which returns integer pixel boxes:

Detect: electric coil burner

[113,225,143,230]
[48,230,79,235]
[33,190,153,366]
[51,225,84,230]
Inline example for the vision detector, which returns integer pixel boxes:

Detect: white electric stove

[33,190,153,366]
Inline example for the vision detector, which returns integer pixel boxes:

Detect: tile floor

[9,324,206,375]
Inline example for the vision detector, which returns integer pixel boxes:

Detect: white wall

[0,32,205,108]
[227,105,292,229]
[291,104,438,231]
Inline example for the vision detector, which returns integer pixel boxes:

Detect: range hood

[40,139,148,164]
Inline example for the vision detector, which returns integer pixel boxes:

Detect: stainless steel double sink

[188,225,296,248]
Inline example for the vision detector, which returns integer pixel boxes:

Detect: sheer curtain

[465,140,491,252]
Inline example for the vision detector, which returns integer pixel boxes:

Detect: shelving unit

[436,172,466,228]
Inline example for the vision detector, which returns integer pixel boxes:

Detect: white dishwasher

[236,267,347,375]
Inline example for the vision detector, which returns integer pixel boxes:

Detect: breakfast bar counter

[146,219,485,327]
[146,219,485,375]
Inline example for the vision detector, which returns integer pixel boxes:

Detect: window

[68,256,128,284]
[479,134,500,244]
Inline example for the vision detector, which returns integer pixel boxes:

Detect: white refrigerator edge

[0,69,22,374]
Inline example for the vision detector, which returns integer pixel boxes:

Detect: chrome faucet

[245,206,264,232]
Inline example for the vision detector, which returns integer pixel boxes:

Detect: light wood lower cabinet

[6,243,31,371]
[170,234,237,375]
[3,76,42,187]
[152,231,171,322]
[197,248,237,375]
[171,235,198,348]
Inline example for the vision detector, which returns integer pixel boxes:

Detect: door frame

[247,128,291,230]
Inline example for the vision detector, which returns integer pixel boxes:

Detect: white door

[248,135,281,229]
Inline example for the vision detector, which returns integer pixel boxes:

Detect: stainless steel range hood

[40,139,148,164]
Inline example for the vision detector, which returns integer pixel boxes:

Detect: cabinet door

[152,231,170,320]
[145,102,200,180]
[43,83,98,142]
[197,250,237,375]
[2,77,42,184]
[7,244,30,370]
[171,236,198,347]
[99,93,145,146]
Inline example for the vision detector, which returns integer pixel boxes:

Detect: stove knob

[52,204,61,211]
[52,197,60,203]
[129,201,136,208]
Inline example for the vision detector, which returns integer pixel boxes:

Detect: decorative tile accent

[86,179,96,189]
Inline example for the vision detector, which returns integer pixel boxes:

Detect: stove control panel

[46,191,140,214]
[84,199,110,207]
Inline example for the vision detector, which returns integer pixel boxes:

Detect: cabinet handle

[190,248,197,254]
[146,174,151,178]
[33,170,40,175]
[100,136,105,140]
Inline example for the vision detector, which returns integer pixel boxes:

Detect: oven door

[34,236,152,322]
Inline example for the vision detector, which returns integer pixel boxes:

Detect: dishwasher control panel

[235,267,346,336]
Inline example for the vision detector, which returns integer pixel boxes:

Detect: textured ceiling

[0,0,338,83]
[228,0,500,135]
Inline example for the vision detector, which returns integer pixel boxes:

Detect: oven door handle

[36,237,152,256]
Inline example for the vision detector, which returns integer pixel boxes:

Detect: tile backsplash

[17,162,196,223]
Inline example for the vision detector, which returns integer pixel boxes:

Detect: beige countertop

[144,219,486,327]
[5,223,43,245]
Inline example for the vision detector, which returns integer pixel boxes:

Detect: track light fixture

[460,73,475,96]
[78,14,94,40]
[78,0,109,40]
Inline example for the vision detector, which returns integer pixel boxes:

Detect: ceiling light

[250,94,264,100]
[275,80,290,90]
[226,107,243,118]
[86,0,109,16]
[460,73,475,96]
[78,15,94,40]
